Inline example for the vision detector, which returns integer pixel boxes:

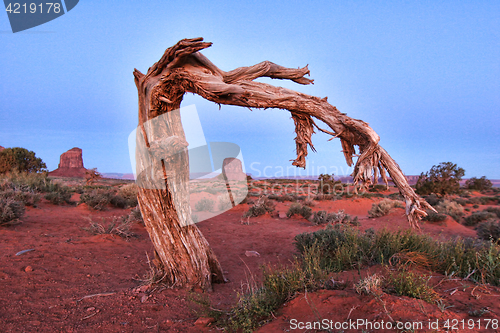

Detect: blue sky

[1,1,499,178]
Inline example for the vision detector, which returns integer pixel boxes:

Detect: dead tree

[133,37,435,290]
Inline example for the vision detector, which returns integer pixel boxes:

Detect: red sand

[1,189,499,332]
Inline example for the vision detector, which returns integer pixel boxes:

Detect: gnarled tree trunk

[133,37,434,290]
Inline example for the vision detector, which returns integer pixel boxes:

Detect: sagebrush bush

[79,189,113,210]
[436,200,464,222]
[217,195,233,211]
[244,197,275,217]
[476,221,500,243]
[83,215,136,239]
[0,197,25,226]
[463,211,496,226]
[368,199,404,218]
[117,183,138,207]
[0,188,40,207]
[422,210,447,223]
[286,203,312,219]
[484,207,500,218]
[194,198,215,212]
[311,209,358,225]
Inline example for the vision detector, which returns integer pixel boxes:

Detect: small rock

[140,295,149,303]
[279,211,287,219]
[195,317,215,327]
[245,251,260,257]
[25,266,33,272]
[86,307,96,312]
[134,285,149,293]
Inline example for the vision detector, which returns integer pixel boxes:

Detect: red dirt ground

[1,186,499,332]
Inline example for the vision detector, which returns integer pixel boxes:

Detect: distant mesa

[222,158,246,181]
[0,146,4,152]
[49,147,88,178]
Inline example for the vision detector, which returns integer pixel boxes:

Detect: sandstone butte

[49,147,88,178]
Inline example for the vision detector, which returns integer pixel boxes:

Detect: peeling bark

[134,37,435,290]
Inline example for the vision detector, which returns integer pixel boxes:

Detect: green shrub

[466,176,493,191]
[453,197,468,206]
[415,162,464,195]
[476,221,500,243]
[117,183,138,207]
[422,210,447,223]
[368,199,404,218]
[227,245,325,332]
[110,195,128,209]
[294,225,500,285]
[484,207,500,218]
[244,197,275,217]
[463,211,496,226]
[311,209,358,225]
[0,197,25,226]
[79,189,113,210]
[194,198,215,212]
[436,200,464,222]
[386,269,439,303]
[0,147,47,174]
[44,189,72,205]
[286,203,312,219]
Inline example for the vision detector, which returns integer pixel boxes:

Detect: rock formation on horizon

[222,157,246,181]
[49,147,88,178]
[0,146,5,152]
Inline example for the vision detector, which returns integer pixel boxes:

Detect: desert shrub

[314,194,334,201]
[484,207,500,218]
[311,209,358,225]
[44,189,72,205]
[117,183,138,207]
[79,189,113,210]
[368,199,404,218]
[388,192,404,201]
[422,210,447,223]
[294,226,500,286]
[477,221,500,243]
[227,245,325,332]
[110,195,128,209]
[355,274,383,296]
[480,196,499,205]
[453,197,468,206]
[0,197,25,226]
[318,174,341,194]
[415,162,465,195]
[466,176,492,191]
[244,197,275,217]
[368,184,388,193]
[129,206,143,224]
[0,188,40,207]
[385,269,439,303]
[217,195,233,211]
[463,211,496,227]
[436,200,464,222]
[286,203,312,219]
[303,199,316,207]
[83,215,136,239]
[194,198,215,212]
